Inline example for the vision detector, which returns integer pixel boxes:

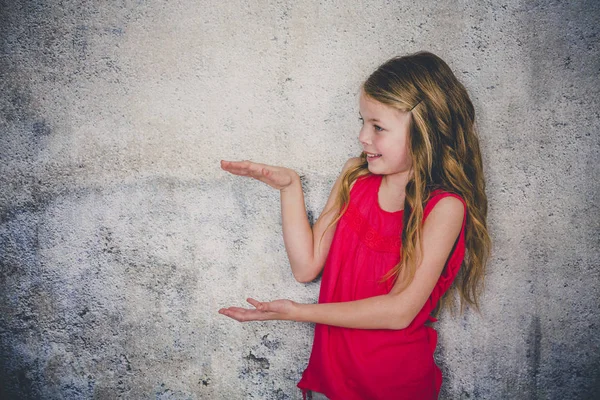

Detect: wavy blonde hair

[325,52,491,313]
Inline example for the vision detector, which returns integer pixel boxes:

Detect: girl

[218,51,491,400]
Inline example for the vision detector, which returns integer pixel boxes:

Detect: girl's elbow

[292,262,322,283]
[292,268,318,283]
[293,273,315,283]
[386,318,410,330]
[382,315,410,331]
[386,309,416,330]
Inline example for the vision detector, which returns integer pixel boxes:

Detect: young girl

[218,51,491,400]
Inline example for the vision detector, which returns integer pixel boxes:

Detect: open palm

[218,298,297,322]
[220,160,296,190]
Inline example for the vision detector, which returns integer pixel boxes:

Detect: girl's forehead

[359,92,404,118]
[359,92,386,111]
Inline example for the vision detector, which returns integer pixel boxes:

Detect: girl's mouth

[366,153,382,160]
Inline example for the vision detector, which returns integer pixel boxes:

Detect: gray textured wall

[1,0,598,399]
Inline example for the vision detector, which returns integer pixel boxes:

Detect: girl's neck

[379,173,410,212]
[381,172,410,196]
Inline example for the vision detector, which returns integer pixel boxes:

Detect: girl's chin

[366,164,380,174]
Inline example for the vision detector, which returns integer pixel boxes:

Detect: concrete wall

[1,0,598,398]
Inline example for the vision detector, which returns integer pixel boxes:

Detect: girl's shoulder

[424,189,467,221]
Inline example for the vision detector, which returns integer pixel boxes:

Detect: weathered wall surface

[1,0,598,399]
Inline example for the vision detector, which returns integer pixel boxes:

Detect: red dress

[297,174,467,400]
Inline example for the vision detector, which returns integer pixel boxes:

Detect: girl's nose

[359,127,371,146]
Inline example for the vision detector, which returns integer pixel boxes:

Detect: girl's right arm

[280,157,361,282]
[221,158,361,283]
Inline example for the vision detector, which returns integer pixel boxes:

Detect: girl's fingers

[218,299,281,322]
[246,298,264,310]
[219,307,260,322]
[220,307,247,313]
[221,160,255,176]
[221,160,292,189]
[222,160,267,179]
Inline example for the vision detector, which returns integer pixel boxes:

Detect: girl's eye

[358,117,364,124]
[374,125,383,132]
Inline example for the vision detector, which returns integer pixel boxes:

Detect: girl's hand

[220,160,298,191]
[218,298,299,322]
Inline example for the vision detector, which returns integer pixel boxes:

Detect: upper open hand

[220,160,298,191]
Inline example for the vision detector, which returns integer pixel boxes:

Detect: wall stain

[242,351,270,376]
[31,120,52,137]
[261,334,282,351]
[527,315,542,398]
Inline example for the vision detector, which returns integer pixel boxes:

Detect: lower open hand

[218,298,298,322]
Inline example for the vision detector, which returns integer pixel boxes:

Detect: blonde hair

[325,52,491,313]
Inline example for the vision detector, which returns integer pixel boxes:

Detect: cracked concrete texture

[1,0,598,399]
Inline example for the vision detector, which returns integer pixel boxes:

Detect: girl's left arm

[219,196,465,330]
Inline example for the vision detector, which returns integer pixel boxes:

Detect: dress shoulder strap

[423,189,467,220]
[423,189,468,294]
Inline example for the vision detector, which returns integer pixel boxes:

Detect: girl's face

[358,91,413,181]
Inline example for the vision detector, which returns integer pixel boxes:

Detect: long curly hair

[325,51,491,313]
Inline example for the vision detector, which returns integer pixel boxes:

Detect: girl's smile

[365,152,382,160]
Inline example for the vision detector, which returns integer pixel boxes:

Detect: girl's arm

[219,195,465,330]
[221,158,361,283]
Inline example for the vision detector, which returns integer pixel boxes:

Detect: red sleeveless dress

[297,174,467,400]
